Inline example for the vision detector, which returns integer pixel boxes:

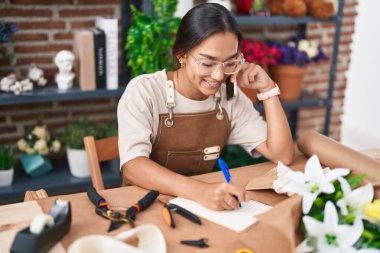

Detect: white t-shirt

[117,70,267,168]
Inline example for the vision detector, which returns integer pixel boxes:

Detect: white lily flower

[274,155,349,213]
[302,156,350,214]
[303,201,363,253]
[273,161,306,196]
[336,177,374,217]
[296,239,313,253]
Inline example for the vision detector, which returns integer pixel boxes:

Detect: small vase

[269,64,307,101]
[0,168,14,187]
[20,154,53,177]
[67,148,91,178]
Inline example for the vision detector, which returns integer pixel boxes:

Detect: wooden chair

[24,189,48,201]
[83,136,119,191]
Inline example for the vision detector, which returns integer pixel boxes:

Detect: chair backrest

[83,135,119,191]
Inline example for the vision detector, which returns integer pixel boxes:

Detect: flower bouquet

[240,39,281,70]
[274,155,380,252]
[239,38,281,103]
[266,36,328,100]
[17,123,61,177]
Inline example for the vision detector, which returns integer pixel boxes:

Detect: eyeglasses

[187,52,245,75]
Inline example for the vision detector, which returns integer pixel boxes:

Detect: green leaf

[126,1,181,77]
[346,173,366,189]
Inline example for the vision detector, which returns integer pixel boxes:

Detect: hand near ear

[231,62,275,93]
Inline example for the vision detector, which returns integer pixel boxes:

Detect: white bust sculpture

[54,50,75,90]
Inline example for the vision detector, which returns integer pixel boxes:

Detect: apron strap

[164,80,225,127]
[165,80,175,127]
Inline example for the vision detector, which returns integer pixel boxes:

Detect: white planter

[0,168,14,187]
[67,148,91,178]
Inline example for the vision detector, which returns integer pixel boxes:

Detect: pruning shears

[87,186,159,232]
[160,199,201,228]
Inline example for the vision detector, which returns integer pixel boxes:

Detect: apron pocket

[166,150,202,176]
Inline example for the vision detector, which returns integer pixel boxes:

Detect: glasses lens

[194,54,245,75]
[223,60,241,74]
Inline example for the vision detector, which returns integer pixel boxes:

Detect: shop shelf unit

[0,0,344,202]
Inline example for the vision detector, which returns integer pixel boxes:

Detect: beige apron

[149,80,230,176]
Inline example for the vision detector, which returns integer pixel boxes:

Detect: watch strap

[256,83,280,101]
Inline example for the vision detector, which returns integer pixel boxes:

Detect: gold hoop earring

[179,61,184,68]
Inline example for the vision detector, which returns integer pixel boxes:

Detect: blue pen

[218,158,241,208]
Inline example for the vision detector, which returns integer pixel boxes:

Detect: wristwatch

[256,83,280,101]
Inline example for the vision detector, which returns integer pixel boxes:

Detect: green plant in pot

[0,145,17,187]
[61,119,104,178]
[125,0,181,77]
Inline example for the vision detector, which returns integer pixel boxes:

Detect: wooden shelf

[0,160,122,204]
[235,15,339,26]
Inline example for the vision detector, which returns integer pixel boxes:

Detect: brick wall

[0,0,121,146]
[0,0,357,146]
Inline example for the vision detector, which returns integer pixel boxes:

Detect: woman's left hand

[231,62,275,93]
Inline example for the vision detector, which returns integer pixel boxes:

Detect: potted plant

[267,37,328,101]
[17,122,61,177]
[0,145,17,187]
[125,0,181,77]
[240,38,281,103]
[61,119,104,178]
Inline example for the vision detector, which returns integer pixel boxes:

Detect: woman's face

[180,32,239,100]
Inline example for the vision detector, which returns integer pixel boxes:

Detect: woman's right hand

[196,182,248,211]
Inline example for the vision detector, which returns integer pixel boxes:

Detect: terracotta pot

[270,65,307,101]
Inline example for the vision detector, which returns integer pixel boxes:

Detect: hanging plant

[125,0,181,77]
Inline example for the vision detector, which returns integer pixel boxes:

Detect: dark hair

[172,3,242,68]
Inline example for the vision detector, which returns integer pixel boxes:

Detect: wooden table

[1,149,379,253]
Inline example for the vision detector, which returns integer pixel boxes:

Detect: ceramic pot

[20,154,53,177]
[67,148,91,178]
[270,64,307,101]
[0,168,14,187]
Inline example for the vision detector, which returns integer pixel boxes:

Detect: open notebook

[169,198,272,233]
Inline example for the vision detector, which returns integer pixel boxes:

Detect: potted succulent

[17,122,61,177]
[266,37,328,101]
[0,145,17,187]
[61,119,104,178]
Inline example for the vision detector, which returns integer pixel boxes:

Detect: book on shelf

[73,30,96,91]
[95,17,118,90]
[92,28,107,89]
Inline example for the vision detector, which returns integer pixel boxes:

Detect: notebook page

[169,198,272,233]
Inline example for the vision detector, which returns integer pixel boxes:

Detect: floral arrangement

[17,124,61,156]
[274,155,380,252]
[240,39,281,69]
[266,37,328,67]
[0,21,18,66]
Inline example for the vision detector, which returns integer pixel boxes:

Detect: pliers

[161,201,201,228]
[87,186,159,232]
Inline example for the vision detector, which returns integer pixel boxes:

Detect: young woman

[118,3,294,211]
